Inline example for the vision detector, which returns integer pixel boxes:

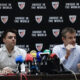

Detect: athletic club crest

[18,29,26,38]
[52,29,60,37]
[35,43,43,51]
[35,16,42,24]
[52,2,59,10]
[1,16,8,24]
[69,15,76,23]
[18,2,25,10]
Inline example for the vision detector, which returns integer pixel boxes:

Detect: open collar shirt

[52,44,80,73]
[0,45,26,71]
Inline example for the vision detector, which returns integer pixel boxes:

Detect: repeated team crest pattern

[69,15,77,23]
[18,2,25,10]
[1,16,8,24]
[18,29,26,38]
[35,16,43,24]
[35,43,43,51]
[52,29,60,37]
[0,0,80,51]
[52,2,59,10]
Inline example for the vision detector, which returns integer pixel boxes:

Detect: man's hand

[77,63,80,71]
[1,67,13,74]
[65,44,74,59]
[66,44,74,51]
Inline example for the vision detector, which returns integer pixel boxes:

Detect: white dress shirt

[0,45,26,72]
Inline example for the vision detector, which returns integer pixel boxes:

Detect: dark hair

[2,29,17,39]
[61,27,76,38]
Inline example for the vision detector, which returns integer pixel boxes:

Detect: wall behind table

[0,0,80,52]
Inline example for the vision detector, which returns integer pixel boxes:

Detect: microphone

[36,51,41,62]
[15,55,24,73]
[26,54,33,62]
[39,50,51,73]
[30,50,37,58]
[49,53,59,74]
[36,52,42,74]
[50,53,72,74]
[30,50,37,65]
[25,54,33,73]
[30,50,39,74]
[50,53,57,59]
[8,54,12,57]
[40,49,50,63]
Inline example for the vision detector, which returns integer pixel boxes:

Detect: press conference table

[0,73,80,80]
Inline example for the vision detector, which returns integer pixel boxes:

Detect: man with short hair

[0,29,26,74]
[52,27,80,73]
